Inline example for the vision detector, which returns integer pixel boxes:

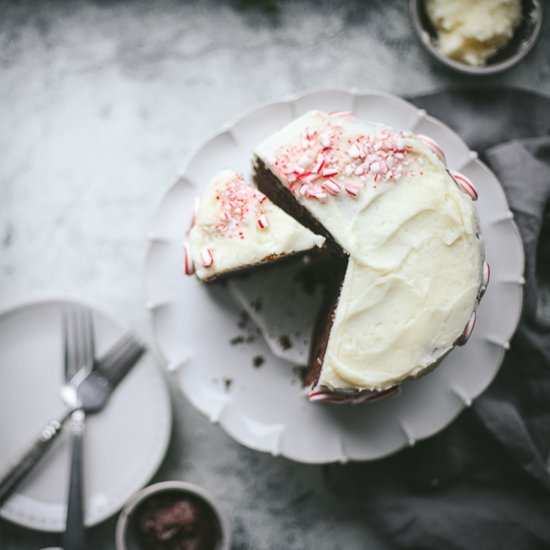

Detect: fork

[0,318,145,508]
[63,312,146,550]
[62,306,95,550]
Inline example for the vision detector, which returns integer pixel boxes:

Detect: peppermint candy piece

[330,111,353,118]
[200,248,214,268]
[190,196,200,228]
[322,168,338,178]
[308,188,328,202]
[307,386,400,405]
[257,214,269,229]
[323,179,341,196]
[450,170,478,201]
[478,261,490,299]
[483,261,491,287]
[456,311,477,346]
[344,182,360,197]
[184,240,195,276]
[417,134,446,165]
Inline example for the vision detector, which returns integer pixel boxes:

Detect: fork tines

[63,306,95,384]
[96,333,145,388]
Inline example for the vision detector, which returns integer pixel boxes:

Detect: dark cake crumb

[253,355,265,368]
[250,298,262,312]
[279,335,292,350]
[230,336,245,345]
[291,366,307,386]
[223,378,233,391]
[293,259,331,295]
[237,311,249,329]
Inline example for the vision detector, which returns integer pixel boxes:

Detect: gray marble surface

[0,1,548,548]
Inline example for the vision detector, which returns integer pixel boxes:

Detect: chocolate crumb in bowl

[116,482,231,550]
[133,492,220,550]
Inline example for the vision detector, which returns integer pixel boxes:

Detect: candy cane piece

[322,168,338,177]
[344,182,360,197]
[323,179,341,196]
[184,240,195,275]
[257,214,269,229]
[312,155,326,174]
[483,262,491,287]
[307,386,399,405]
[456,311,477,346]
[451,171,478,201]
[308,188,327,202]
[200,248,214,268]
[417,134,446,165]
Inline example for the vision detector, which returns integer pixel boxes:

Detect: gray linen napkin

[325,89,550,550]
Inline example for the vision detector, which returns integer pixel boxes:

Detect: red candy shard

[184,240,195,275]
[257,214,269,229]
[323,179,341,196]
[456,311,477,346]
[484,262,491,287]
[200,248,214,268]
[344,182,359,197]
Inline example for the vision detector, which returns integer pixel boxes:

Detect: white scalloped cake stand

[145,89,524,464]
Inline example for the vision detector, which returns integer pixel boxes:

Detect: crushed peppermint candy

[323,179,341,195]
[213,173,271,238]
[345,182,360,197]
[271,117,416,203]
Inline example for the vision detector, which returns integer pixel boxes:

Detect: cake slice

[186,170,326,281]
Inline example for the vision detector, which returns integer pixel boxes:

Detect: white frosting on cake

[254,111,483,392]
[188,170,325,280]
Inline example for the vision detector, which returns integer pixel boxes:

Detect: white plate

[145,88,524,464]
[0,299,172,532]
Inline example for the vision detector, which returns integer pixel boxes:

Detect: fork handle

[64,409,86,550]
[0,408,72,506]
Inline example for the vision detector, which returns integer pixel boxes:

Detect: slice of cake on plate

[253,111,488,403]
[186,169,325,281]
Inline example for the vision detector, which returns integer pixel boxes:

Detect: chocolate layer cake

[253,111,488,403]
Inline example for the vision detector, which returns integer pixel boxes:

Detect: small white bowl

[410,0,543,75]
[115,481,232,550]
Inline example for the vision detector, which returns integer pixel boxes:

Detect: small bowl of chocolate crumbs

[116,481,231,550]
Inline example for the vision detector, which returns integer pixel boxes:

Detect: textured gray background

[1,1,548,549]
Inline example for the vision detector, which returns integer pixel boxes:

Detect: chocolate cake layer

[254,157,348,390]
